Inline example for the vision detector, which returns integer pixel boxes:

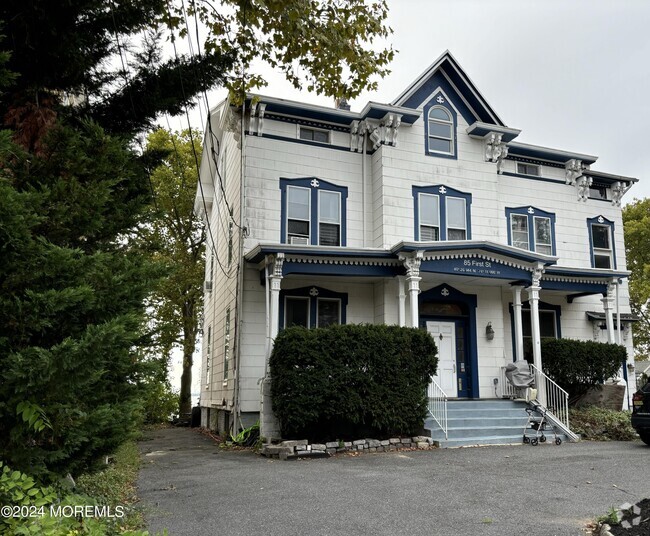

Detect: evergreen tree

[0,3,230,479]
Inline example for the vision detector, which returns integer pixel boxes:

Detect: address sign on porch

[421,256,530,281]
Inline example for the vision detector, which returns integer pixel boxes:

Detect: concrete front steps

[424,399,566,448]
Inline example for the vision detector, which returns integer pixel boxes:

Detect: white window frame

[316,298,341,328]
[591,223,613,269]
[284,296,310,328]
[427,106,454,156]
[418,192,440,241]
[533,216,552,255]
[317,190,341,246]
[446,196,467,241]
[510,214,530,250]
[286,185,311,242]
[298,125,330,144]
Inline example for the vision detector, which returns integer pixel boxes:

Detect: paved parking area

[137,427,649,536]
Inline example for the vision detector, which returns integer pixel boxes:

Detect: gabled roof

[392,50,505,126]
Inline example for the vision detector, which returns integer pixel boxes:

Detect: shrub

[569,406,637,441]
[270,324,438,440]
[541,339,626,402]
[141,380,179,425]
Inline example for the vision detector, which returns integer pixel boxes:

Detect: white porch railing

[500,364,579,442]
[529,364,568,428]
[427,377,448,440]
[529,364,579,442]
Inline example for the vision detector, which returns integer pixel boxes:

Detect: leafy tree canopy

[623,197,650,360]
[180,0,394,103]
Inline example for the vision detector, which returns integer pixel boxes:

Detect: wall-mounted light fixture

[486,322,495,341]
[627,362,635,373]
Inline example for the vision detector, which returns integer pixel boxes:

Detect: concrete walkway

[137,427,649,536]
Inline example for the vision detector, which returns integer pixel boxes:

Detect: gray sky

[183,0,649,200]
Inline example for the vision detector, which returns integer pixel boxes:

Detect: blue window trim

[587,215,617,270]
[508,301,562,362]
[412,185,472,241]
[279,286,348,330]
[505,206,556,255]
[280,177,348,246]
[423,91,457,160]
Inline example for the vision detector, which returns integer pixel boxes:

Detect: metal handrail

[427,377,448,440]
[529,363,570,431]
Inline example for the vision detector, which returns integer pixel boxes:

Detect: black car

[631,381,650,445]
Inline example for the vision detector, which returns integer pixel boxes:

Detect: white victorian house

[196,51,637,443]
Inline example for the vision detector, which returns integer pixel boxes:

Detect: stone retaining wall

[261,436,435,460]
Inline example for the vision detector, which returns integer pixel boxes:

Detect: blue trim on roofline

[501,172,565,186]
[282,261,400,278]
[252,132,359,154]
[541,280,608,294]
[401,70,479,126]
[508,143,597,165]
[393,241,556,265]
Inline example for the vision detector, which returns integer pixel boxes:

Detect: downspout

[232,100,246,433]
[361,122,367,248]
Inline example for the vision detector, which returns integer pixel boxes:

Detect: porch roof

[245,241,629,293]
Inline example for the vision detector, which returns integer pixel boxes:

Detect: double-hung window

[423,93,457,159]
[318,190,341,246]
[281,287,348,330]
[280,178,348,246]
[506,207,555,256]
[413,185,471,241]
[287,186,310,244]
[588,216,615,269]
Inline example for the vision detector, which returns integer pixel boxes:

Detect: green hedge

[541,339,627,402]
[270,324,438,440]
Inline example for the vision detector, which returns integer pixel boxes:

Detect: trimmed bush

[541,339,627,402]
[270,324,438,440]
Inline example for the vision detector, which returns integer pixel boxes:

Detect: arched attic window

[427,106,454,156]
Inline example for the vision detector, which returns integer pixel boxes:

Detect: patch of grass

[76,440,145,532]
[596,506,619,526]
[569,406,637,441]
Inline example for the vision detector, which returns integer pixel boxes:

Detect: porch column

[511,285,525,361]
[526,264,545,405]
[400,251,423,328]
[268,253,284,342]
[397,276,406,327]
[602,280,615,344]
[261,253,284,443]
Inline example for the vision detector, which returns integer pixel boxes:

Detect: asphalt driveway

[137,427,649,536]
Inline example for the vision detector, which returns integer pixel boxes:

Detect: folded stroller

[504,361,537,401]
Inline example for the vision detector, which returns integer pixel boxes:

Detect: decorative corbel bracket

[381,113,402,147]
[349,120,366,152]
[576,175,592,202]
[484,132,508,174]
[611,181,632,207]
[398,250,423,279]
[249,102,266,136]
[565,159,584,185]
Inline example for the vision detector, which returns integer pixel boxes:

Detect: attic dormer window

[299,126,329,144]
[427,106,454,155]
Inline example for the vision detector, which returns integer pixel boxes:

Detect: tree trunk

[179,301,197,416]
